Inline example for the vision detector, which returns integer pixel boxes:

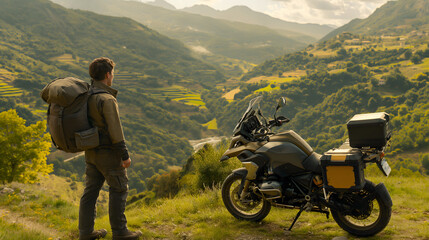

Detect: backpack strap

[89,85,109,95]
[87,85,112,146]
[88,85,109,113]
[46,103,61,150]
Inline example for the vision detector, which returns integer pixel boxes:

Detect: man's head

[89,57,115,86]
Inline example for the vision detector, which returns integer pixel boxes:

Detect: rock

[1,187,14,194]
[332,236,348,240]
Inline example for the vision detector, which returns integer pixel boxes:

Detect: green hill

[0,0,224,89]
[201,33,429,174]
[51,0,309,63]
[321,0,429,41]
[0,0,226,192]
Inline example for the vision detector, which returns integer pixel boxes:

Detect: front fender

[374,182,393,207]
[232,167,248,177]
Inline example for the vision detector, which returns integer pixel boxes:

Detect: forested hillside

[0,0,224,191]
[322,0,429,41]
[203,31,429,174]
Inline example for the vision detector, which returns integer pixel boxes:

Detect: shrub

[180,143,241,192]
[411,54,422,64]
[421,154,429,174]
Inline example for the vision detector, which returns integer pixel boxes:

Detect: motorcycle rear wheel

[221,173,271,222]
[331,180,392,237]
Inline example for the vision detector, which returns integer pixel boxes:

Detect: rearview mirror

[276,97,286,111]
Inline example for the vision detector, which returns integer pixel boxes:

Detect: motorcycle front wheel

[221,173,271,222]
[331,180,392,237]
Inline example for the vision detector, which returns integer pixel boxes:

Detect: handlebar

[250,116,290,140]
[236,115,290,141]
[268,116,290,128]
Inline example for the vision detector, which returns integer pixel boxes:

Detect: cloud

[163,0,389,26]
[266,0,389,26]
[356,0,387,2]
[305,0,338,10]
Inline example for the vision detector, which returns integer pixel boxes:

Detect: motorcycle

[220,96,392,237]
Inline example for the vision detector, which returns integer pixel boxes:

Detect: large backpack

[40,77,106,153]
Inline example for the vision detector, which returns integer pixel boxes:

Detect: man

[79,57,142,240]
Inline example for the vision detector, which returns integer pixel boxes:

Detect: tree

[421,154,429,174]
[146,169,180,198]
[0,109,52,183]
[411,54,422,64]
[404,49,412,59]
[337,48,348,58]
[383,69,411,91]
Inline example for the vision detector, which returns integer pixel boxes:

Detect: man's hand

[122,158,131,168]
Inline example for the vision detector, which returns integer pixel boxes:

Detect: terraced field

[143,86,206,108]
[255,83,280,93]
[202,118,217,130]
[50,54,87,69]
[401,58,429,79]
[247,75,297,84]
[114,71,143,88]
[0,69,22,97]
[50,54,78,64]
[0,82,22,97]
[222,88,240,100]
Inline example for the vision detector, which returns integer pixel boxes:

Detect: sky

[141,0,391,27]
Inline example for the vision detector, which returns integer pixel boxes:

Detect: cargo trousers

[79,148,129,236]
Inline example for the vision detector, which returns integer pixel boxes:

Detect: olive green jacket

[86,80,129,161]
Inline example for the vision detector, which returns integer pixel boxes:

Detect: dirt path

[0,207,61,239]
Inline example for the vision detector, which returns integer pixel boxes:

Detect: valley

[0,0,428,238]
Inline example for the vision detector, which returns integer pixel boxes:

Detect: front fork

[240,180,251,199]
[233,161,259,199]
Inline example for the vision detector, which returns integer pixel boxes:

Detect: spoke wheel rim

[229,178,263,216]
[344,198,381,228]
[338,190,383,230]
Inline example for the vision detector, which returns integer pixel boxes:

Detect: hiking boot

[113,230,143,240]
[79,229,108,240]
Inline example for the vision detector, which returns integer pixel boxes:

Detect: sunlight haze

[140,0,390,26]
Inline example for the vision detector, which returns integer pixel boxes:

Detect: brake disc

[231,185,261,211]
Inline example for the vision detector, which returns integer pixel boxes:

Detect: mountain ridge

[321,0,429,41]
[146,0,175,10]
[181,4,333,39]
[51,0,312,63]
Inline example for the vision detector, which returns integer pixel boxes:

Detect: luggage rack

[336,138,390,164]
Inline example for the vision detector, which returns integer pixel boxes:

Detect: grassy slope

[0,172,428,239]
[0,219,50,240]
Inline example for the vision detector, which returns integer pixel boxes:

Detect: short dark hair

[89,57,115,81]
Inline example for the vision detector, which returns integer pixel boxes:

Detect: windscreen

[232,96,262,134]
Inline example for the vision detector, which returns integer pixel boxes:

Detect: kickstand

[287,206,304,231]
